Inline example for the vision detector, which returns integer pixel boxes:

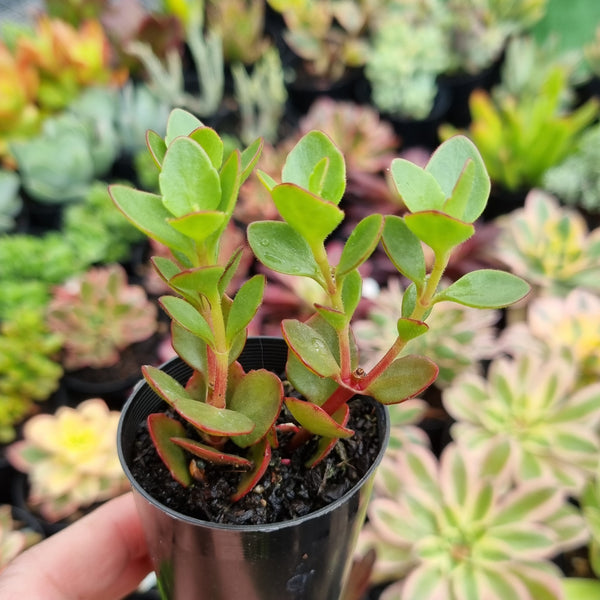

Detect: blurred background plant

[0,505,42,571]
[6,398,128,523]
[0,170,21,233]
[0,309,63,444]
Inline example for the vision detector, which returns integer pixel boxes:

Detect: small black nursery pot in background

[118,338,390,600]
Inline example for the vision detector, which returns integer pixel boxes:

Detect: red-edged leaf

[231,439,271,502]
[305,405,350,467]
[170,437,252,468]
[147,414,191,487]
[285,397,354,438]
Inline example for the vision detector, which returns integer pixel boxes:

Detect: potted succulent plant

[109,107,529,599]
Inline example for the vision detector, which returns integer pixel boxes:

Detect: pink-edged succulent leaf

[305,404,350,467]
[169,265,224,300]
[231,438,271,502]
[285,397,354,438]
[151,256,182,284]
[170,437,252,468]
[390,158,446,213]
[159,137,221,217]
[218,247,244,296]
[382,215,426,288]
[228,370,284,448]
[272,183,344,248]
[188,126,223,169]
[404,211,475,258]
[184,370,206,401]
[397,318,428,343]
[159,296,215,346]
[282,318,341,378]
[165,108,203,145]
[337,214,384,276]
[168,211,227,243]
[109,185,195,255]
[365,355,438,405]
[171,322,207,373]
[142,365,255,436]
[218,149,242,217]
[282,130,346,204]
[314,304,347,332]
[225,274,265,344]
[239,136,264,185]
[147,413,191,487]
[435,270,531,308]
[146,129,166,167]
[247,220,324,282]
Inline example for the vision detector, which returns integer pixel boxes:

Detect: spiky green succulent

[444,352,600,496]
[361,441,587,600]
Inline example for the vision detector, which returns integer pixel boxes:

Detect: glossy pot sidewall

[118,337,390,600]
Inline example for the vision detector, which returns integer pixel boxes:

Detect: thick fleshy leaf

[170,437,252,467]
[165,108,203,145]
[146,130,166,167]
[160,137,221,217]
[404,211,474,257]
[381,215,426,286]
[171,322,207,373]
[169,265,224,299]
[109,185,194,255]
[239,136,263,185]
[366,355,438,405]
[282,130,346,204]
[285,397,354,438]
[390,159,446,213]
[272,184,344,247]
[229,369,283,447]
[160,296,215,345]
[188,127,223,169]
[305,405,350,467]
[443,159,475,221]
[337,214,384,276]
[436,270,531,308]
[247,220,323,282]
[217,149,242,220]
[282,319,340,378]
[401,283,418,318]
[425,135,490,223]
[219,247,244,296]
[341,269,362,319]
[397,318,428,342]
[232,438,271,501]
[147,413,191,486]
[315,305,347,331]
[168,211,227,243]
[142,366,255,436]
[225,275,265,344]
[151,256,182,285]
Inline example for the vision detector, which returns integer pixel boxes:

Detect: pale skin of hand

[0,492,153,600]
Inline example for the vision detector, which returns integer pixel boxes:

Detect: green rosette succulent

[444,352,600,496]
[360,441,587,600]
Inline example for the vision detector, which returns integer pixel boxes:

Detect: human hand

[0,492,152,600]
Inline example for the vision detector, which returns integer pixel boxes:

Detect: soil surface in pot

[130,396,381,525]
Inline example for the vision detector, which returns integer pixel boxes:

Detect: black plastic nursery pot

[118,337,389,600]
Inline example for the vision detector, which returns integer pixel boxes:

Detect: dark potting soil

[129,396,381,525]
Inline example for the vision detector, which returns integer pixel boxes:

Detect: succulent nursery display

[6,398,128,522]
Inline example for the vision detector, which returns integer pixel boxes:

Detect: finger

[0,492,153,600]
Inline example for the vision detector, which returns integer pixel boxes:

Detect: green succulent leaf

[285,397,354,438]
[143,365,255,436]
[146,130,166,167]
[404,211,475,257]
[282,319,340,378]
[337,214,384,276]
[247,221,323,283]
[239,137,264,185]
[218,247,244,296]
[171,322,207,373]
[390,159,446,213]
[165,108,204,145]
[171,437,252,467]
[442,158,475,221]
[397,318,428,342]
[159,137,221,217]
[109,185,195,255]
[401,283,417,318]
[218,149,242,218]
[341,269,362,319]
[305,405,350,467]
[272,184,344,248]
[314,305,347,331]
[229,369,283,448]
[169,266,224,302]
[256,169,277,191]
[188,127,223,170]
[426,134,490,223]
[365,355,438,404]
[282,130,346,204]
[232,438,271,502]
[382,215,426,287]
[167,211,227,243]
[147,413,191,487]
[151,256,182,284]
[160,296,215,345]
[225,275,265,344]
[435,270,531,308]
